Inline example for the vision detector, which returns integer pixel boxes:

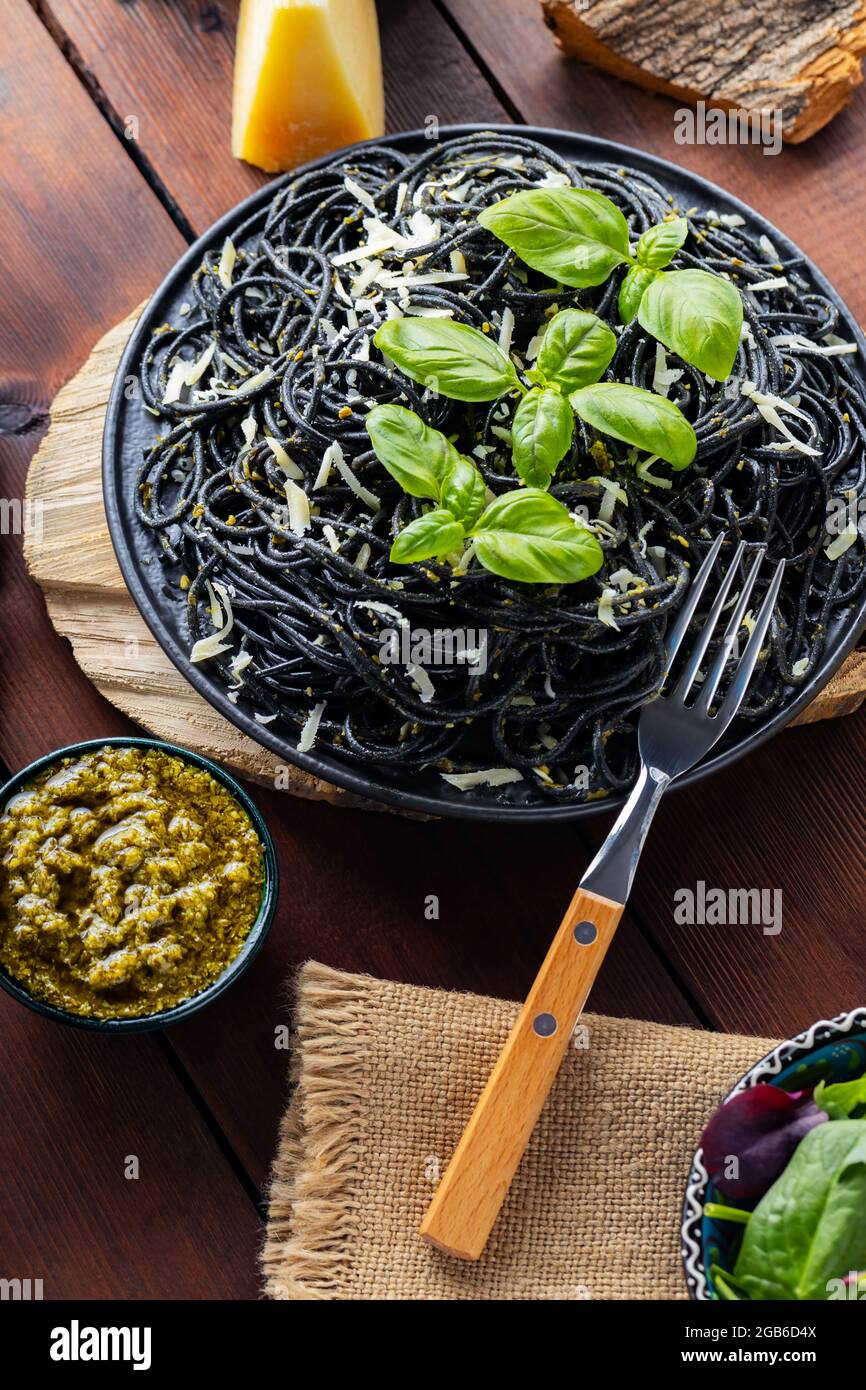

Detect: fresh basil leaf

[815,1076,866,1121]
[733,1121,866,1301]
[441,452,487,528]
[618,265,658,324]
[636,216,688,270]
[478,187,632,289]
[390,509,465,564]
[366,403,485,526]
[366,403,459,501]
[570,381,696,469]
[374,318,519,402]
[535,309,617,392]
[469,488,603,584]
[511,387,574,489]
[638,269,744,381]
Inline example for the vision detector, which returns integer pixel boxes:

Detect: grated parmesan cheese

[265,434,303,479]
[498,306,515,358]
[334,452,382,511]
[740,380,821,457]
[217,238,236,289]
[440,768,523,790]
[825,519,858,560]
[408,664,435,703]
[284,478,310,535]
[190,581,234,663]
[597,587,620,630]
[652,344,683,397]
[297,702,326,751]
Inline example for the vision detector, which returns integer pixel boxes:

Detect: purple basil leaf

[700,1083,828,1200]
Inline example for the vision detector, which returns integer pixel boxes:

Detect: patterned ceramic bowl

[681,1006,866,1300]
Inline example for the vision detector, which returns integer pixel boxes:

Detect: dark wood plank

[0,3,188,772]
[38,0,509,234]
[442,0,866,323]
[0,0,261,1299]
[622,710,866,1039]
[0,992,261,1299]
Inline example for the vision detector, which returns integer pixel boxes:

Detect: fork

[420,534,785,1260]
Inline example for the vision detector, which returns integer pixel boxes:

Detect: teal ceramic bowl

[0,737,278,1032]
[681,1008,866,1299]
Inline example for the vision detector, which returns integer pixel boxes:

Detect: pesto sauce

[0,746,264,1019]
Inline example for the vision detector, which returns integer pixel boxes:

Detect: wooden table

[1,0,864,1301]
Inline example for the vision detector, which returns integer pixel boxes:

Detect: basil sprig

[373,307,694,483]
[365,403,486,524]
[365,405,602,584]
[531,308,617,393]
[479,189,743,380]
[618,266,658,325]
[391,509,465,563]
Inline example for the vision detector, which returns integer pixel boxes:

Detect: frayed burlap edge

[261,961,372,1300]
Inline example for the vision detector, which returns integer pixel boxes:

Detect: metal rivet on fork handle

[532,1012,557,1037]
[573,921,598,945]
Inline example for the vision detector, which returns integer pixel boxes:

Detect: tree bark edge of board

[541,0,866,142]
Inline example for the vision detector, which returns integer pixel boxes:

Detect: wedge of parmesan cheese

[232,0,384,174]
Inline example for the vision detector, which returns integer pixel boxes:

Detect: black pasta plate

[103,124,866,822]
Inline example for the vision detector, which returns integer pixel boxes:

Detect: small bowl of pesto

[0,737,278,1031]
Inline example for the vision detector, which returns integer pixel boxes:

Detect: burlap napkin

[262,961,777,1300]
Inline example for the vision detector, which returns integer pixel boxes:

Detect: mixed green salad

[700,1062,866,1300]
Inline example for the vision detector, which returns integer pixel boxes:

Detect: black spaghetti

[135,131,866,802]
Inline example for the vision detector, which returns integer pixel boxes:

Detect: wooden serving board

[24,307,866,802]
[541,0,866,144]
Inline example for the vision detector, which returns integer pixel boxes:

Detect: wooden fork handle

[419,885,625,1261]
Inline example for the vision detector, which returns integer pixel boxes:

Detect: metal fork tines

[582,538,785,904]
[663,536,785,725]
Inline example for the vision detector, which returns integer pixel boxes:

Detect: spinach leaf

[710,1265,749,1301]
[618,265,658,324]
[366,403,485,527]
[815,1076,866,1121]
[570,381,697,469]
[733,1120,866,1300]
[534,308,617,392]
[700,1082,827,1201]
[638,269,744,381]
[374,318,520,402]
[469,489,603,584]
[478,187,632,288]
[390,509,465,564]
[511,386,574,489]
[636,216,688,270]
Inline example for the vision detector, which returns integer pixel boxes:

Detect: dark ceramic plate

[103,124,866,821]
